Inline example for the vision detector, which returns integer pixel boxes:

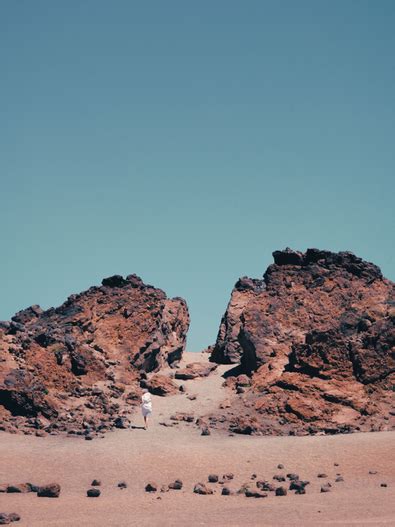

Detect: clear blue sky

[1,1,394,351]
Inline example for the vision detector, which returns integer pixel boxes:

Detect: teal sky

[1,1,394,351]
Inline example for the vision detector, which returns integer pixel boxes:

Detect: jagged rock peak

[270,247,382,281]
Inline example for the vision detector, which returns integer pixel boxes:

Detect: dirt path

[141,351,234,428]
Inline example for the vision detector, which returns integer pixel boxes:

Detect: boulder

[144,375,178,396]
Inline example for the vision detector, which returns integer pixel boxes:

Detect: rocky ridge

[209,248,395,435]
[0,274,189,435]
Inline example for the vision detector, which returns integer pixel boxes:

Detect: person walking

[141,389,152,430]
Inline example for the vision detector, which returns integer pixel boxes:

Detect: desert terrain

[1,352,394,526]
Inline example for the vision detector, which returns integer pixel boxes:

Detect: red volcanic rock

[210,248,394,435]
[0,274,189,435]
[143,374,178,396]
[174,362,217,380]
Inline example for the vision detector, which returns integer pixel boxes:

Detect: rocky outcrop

[0,274,189,435]
[210,248,394,434]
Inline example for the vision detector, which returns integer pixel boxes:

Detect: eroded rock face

[0,274,189,435]
[210,248,395,434]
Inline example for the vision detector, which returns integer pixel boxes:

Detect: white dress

[141,392,152,417]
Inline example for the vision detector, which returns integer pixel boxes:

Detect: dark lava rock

[168,479,183,490]
[380,483,388,487]
[91,479,101,486]
[256,480,275,492]
[6,484,31,494]
[286,473,300,481]
[0,513,19,525]
[275,486,287,496]
[208,474,219,483]
[290,480,309,494]
[193,483,213,495]
[37,483,61,498]
[117,481,127,489]
[221,486,233,496]
[277,464,284,469]
[145,482,158,493]
[273,474,286,482]
[317,473,328,478]
[87,488,101,497]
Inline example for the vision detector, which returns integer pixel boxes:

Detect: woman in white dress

[141,389,152,430]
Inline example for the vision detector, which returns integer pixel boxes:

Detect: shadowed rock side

[0,274,189,435]
[209,248,395,435]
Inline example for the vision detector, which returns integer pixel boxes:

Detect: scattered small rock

[273,474,286,482]
[114,417,129,429]
[286,473,299,481]
[335,476,344,482]
[380,483,387,487]
[37,483,61,498]
[187,395,197,401]
[334,463,339,467]
[201,427,211,436]
[7,513,20,523]
[87,488,100,497]
[277,464,284,469]
[275,486,287,496]
[245,486,267,498]
[193,483,213,495]
[91,479,101,486]
[145,482,158,493]
[250,473,257,480]
[168,479,183,490]
[208,474,218,483]
[223,473,234,481]
[369,470,378,475]
[84,434,94,441]
[221,486,233,496]
[317,473,328,478]
[179,385,186,393]
[256,480,275,492]
[6,484,31,494]
[0,513,21,525]
[289,480,309,494]
[160,485,169,493]
[320,484,331,493]
[117,481,127,489]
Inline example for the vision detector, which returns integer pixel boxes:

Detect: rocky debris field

[1,462,390,524]
[209,248,395,435]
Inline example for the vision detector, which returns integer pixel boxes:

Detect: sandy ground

[1,352,394,526]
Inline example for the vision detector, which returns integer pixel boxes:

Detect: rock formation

[210,248,395,434]
[0,274,189,435]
